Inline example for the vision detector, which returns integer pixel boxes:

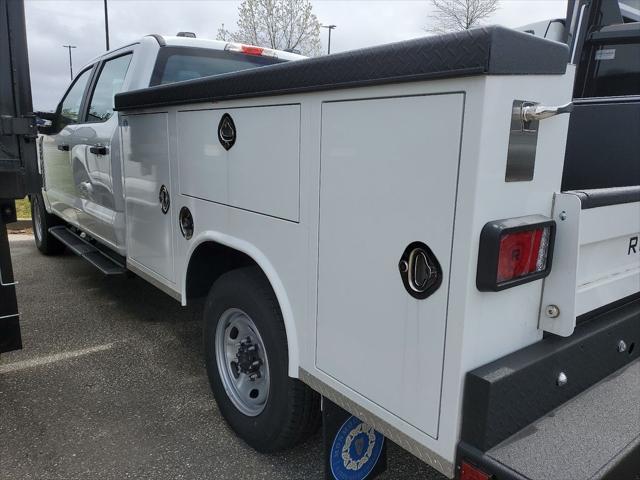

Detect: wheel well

[186,241,261,300]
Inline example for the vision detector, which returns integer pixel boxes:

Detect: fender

[182,230,300,378]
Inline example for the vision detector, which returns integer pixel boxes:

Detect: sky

[23,0,569,111]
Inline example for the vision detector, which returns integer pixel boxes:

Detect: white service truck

[32,4,639,479]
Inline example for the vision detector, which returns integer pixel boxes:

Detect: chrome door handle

[521,102,573,122]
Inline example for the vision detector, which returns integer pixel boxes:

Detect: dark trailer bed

[0,0,39,353]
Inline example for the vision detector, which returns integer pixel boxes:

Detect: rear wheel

[30,193,65,255]
[204,267,320,452]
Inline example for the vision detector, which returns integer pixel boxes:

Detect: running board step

[48,226,127,276]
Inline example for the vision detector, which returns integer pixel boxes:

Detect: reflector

[497,227,549,283]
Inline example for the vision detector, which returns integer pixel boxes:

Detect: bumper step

[49,226,126,276]
[488,360,639,480]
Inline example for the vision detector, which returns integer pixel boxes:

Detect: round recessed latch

[218,113,236,151]
[179,207,194,240]
[159,185,170,214]
[398,242,442,300]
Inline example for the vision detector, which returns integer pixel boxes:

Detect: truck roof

[85,34,306,66]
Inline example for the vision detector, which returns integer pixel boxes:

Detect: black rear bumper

[456,297,640,480]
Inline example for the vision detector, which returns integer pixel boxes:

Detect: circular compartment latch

[218,113,236,151]
[179,206,194,240]
[159,185,170,214]
[398,242,442,300]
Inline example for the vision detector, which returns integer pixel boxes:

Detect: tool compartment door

[121,113,175,283]
[316,93,463,437]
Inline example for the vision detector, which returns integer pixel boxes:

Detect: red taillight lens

[460,461,491,480]
[476,215,555,292]
[496,226,550,283]
[225,42,279,57]
[241,45,264,56]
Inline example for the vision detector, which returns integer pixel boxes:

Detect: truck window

[582,22,640,97]
[58,68,92,127]
[150,47,286,86]
[87,53,133,123]
[582,42,640,97]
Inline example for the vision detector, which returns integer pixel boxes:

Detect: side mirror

[34,111,58,135]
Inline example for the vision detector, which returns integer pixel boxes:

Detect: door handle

[89,145,108,155]
[57,144,69,151]
[520,102,573,122]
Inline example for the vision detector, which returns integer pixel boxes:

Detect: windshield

[150,46,287,86]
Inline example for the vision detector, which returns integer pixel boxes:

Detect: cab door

[42,66,94,221]
[77,52,133,249]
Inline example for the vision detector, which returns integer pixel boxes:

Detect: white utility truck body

[34,23,639,480]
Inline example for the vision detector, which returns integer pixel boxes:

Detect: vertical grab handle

[0,266,18,287]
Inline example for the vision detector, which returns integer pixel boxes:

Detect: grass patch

[15,198,31,220]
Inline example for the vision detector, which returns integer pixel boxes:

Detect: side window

[582,43,640,98]
[59,68,92,127]
[87,53,132,123]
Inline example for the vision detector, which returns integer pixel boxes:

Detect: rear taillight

[477,215,555,291]
[224,42,278,58]
[459,461,491,480]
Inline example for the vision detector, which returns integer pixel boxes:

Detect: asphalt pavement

[0,234,445,480]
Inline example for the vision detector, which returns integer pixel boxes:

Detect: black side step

[49,226,127,276]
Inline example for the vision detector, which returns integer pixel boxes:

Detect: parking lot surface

[1,234,445,480]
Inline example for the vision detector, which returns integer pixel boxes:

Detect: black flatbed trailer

[0,0,39,353]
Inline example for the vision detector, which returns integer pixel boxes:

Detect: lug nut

[557,372,568,387]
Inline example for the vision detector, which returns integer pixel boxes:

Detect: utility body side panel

[177,105,300,222]
[116,28,575,477]
[118,68,575,477]
[121,112,175,283]
[316,93,464,438]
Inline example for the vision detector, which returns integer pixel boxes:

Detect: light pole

[321,24,336,55]
[62,45,76,80]
[104,0,110,51]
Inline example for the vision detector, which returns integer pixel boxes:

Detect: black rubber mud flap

[323,397,387,480]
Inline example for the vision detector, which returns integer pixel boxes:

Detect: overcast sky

[24,0,568,111]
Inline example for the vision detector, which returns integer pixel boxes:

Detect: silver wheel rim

[33,198,43,242]
[215,308,270,417]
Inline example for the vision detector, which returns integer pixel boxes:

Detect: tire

[30,192,65,255]
[204,267,320,453]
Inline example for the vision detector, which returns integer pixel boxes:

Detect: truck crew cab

[32,35,303,258]
[32,1,639,479]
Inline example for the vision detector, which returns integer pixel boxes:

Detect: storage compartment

[177,104,300,222]
[316,93,464,437]
[121,113,175,282]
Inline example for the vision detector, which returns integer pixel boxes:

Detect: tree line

[219,0,500,57]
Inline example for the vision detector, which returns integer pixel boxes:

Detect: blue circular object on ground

[330,415,385,480]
